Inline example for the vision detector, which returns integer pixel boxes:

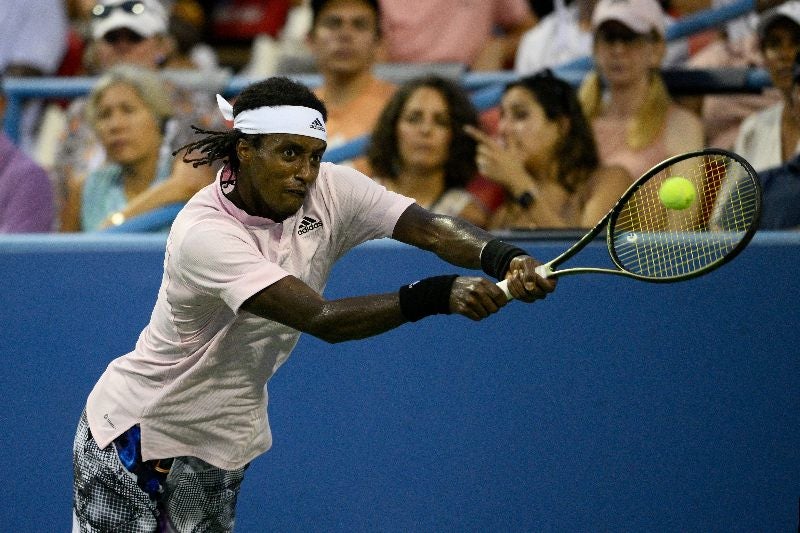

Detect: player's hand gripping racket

[497,148,762,299]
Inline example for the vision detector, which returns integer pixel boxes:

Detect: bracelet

[480,239,527,280]
[109,212,126,226]
[398,275,458,322]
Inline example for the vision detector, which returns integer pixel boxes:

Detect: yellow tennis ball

[659,176,696,210]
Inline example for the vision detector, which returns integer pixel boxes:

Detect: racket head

[605,148,761,282]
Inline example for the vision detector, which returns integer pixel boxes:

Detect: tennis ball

[659,176,696,210]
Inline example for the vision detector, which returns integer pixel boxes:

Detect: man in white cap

[89,0,172,70]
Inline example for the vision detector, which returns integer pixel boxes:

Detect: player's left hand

[504,255,557,302]
[449,276,509,320]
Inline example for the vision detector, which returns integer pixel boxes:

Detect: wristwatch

[517,190,536,208]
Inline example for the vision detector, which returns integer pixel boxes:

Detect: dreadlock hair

[173,76,328,171]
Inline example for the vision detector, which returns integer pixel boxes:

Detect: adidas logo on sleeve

[298,216,323,235]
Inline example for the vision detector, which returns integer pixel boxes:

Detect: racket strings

[610,155,759,279]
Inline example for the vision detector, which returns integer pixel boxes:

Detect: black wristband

[480,238,527,280]
[398,275,458,322]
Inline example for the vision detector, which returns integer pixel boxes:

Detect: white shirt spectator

[514,0,591,75]
[734,102,800,172]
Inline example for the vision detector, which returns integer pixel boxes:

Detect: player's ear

[236,137,252,162]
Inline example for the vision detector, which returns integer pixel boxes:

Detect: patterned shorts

[72,411,248,532]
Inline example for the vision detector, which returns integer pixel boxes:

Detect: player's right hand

[449,276,509,320]
[506,255,557,302]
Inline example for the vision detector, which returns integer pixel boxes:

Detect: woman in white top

[734,1,800,171]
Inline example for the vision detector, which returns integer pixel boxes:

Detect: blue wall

[0,233,798,532]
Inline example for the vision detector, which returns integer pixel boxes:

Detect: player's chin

[281,193,306,215]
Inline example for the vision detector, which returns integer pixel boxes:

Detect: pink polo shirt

[86,163,414,470]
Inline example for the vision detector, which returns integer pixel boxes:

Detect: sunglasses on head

[102,28,146,45]
[92,1,146,19]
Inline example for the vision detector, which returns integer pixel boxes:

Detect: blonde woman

[579,0,704,182]
[61,65,174,231]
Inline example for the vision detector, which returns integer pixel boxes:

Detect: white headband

[216,94,327,142]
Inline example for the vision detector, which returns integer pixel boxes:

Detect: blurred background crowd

[2,0,799,233]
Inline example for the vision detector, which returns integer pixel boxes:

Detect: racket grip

[495,264,551,301]
[496,279,512,300]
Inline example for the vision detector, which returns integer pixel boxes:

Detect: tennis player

[72,76,556,532]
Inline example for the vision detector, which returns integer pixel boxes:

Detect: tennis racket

[497,148,762,299]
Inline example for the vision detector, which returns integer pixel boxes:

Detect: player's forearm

[303,294,408,344]
[425,215,494,269]
[243,278,411,344]
[393,204,493,270]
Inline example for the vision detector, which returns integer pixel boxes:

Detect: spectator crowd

[2,0,800,232]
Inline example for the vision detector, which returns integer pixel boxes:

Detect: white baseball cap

[91,0,168,40]
[756,1,800,39]
[591,0,666,38]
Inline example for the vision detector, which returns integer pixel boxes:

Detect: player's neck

[223,176,282,222]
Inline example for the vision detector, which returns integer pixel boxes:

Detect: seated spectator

[378,0,536,71]
[514,0,596,76]
[60,66,173,231]
[674,0,777,150]
[366,75,489,227]
[578,0,704,182]
[0,76,55,232]
[685,24,780,150]
[50,0,222,229]
[733,1,800,171]
[308,0,395,167]
[465,70,631,230]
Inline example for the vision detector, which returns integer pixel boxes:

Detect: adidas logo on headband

[309,118,326,132]
[215,95,327,141]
